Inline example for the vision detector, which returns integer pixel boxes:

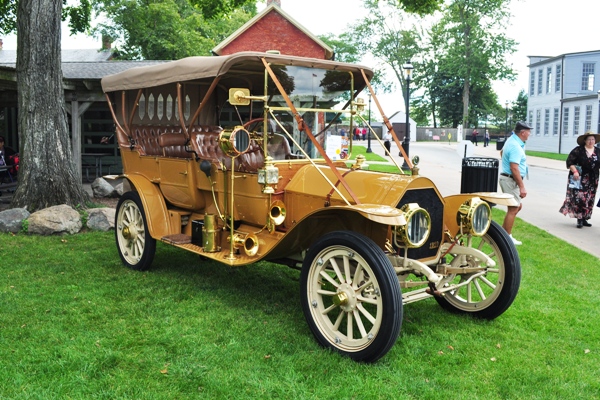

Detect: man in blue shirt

[499,121,532,245]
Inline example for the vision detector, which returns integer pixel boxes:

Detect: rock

[87,208,116,231]
[0,208,30,233]
[92,177,118,198]
[114,182,124,197]
[27,204,82,235]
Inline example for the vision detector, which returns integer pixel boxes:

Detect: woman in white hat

[559,131,600,228]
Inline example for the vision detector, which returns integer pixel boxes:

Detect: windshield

[223,64,364,161]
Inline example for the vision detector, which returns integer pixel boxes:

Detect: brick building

[212,0,333,60]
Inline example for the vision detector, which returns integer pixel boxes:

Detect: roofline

[528,49,600,67]
[211,4,334,59]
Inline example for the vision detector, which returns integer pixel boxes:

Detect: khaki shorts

[499,175,521,206]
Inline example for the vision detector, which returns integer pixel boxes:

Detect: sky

[2,0,600,117]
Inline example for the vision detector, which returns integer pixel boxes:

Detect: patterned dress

[559,146,600,219]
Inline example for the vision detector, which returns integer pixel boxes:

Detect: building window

[530,71,535,96]
[536,109,541,135]
[555,64,561,92]
[544,109,550,135]
[553,108,559,135]
[546,67,552,93]
[529,110,533,127]
[563,107,569,136]
[582,63,595,91]
[574,106,580,135]
[537,69,543,95]
[585,104,593,132]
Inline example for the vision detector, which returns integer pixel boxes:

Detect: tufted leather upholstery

[159,130,192,158]
[189,125,265,173]
[190,125,224,163]
[130,126,163,156]
[129,124,265,172]
[236,139,265,173]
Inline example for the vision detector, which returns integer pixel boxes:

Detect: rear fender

[122,174,173,239]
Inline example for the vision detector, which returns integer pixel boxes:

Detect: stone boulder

[92,177,118,198]
[0,208,30,233]
[27,204,82,235]
[87,208,116,231]
[114,181,124,197]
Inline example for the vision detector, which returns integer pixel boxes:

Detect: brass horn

[269,200,286,226]
[229,232,259,257]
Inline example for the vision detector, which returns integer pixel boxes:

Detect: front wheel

[435,221,521,319]
[300,231,402,362]
[115,191,156,271]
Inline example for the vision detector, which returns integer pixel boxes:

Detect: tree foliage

[337,0,424,116]
[0,0,92,34]
[512,89,528,122]
[0,0,18,33]
[433,0,516,129]
[92,0,256,60]
[387,0,443,15]
[325,0,517,129]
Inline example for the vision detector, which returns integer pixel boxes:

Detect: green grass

[351,145,388,162]
[526,150,568,161]
[349,145,403,173]
[1,210,599,399]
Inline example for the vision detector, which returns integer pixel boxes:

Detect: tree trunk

[12,0,89,211]
[462,79,470,137]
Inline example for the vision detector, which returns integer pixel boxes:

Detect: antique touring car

[101,52,521,362]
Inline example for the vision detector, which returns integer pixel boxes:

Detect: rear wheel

[115,191,156,271]
[300,231,402,362]
[435,221,521,319]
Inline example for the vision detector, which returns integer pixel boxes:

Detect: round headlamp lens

[458,198,491,236]
[396,203,431,248]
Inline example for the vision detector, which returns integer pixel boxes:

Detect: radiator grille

[397,188,443,260]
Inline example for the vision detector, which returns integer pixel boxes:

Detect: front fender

[443,193,514,236]
[123,174,173,239]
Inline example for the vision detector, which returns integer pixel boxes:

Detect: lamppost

[366,92,372,153]
[505,100,509,138]
[401,62,414,167]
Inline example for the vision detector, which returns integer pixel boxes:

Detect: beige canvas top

[101,51,374,93]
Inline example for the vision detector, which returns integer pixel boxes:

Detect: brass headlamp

[457,197,491,236]
[394,203,431,248]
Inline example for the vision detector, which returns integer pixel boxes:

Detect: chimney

[102,35,112,51]
[267,0,281,7]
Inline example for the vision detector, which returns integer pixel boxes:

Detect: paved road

[365,139,599,259]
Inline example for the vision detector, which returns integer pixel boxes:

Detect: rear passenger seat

[129,124,265,173]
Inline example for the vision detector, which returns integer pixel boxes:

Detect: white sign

[457,140,474,158]
[326,135,343,160]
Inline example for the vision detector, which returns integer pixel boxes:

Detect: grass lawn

[526,150,568,161]
[1,209,599,399]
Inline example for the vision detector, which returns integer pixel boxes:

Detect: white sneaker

[509,234,522,246]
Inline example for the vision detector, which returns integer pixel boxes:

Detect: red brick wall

[219,11,327,59]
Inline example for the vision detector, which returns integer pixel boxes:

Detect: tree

[342,0,425,118]
[434,0,516,130]
[3,0,91,211]
[92,0,256,60]
[512,90,528,122]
